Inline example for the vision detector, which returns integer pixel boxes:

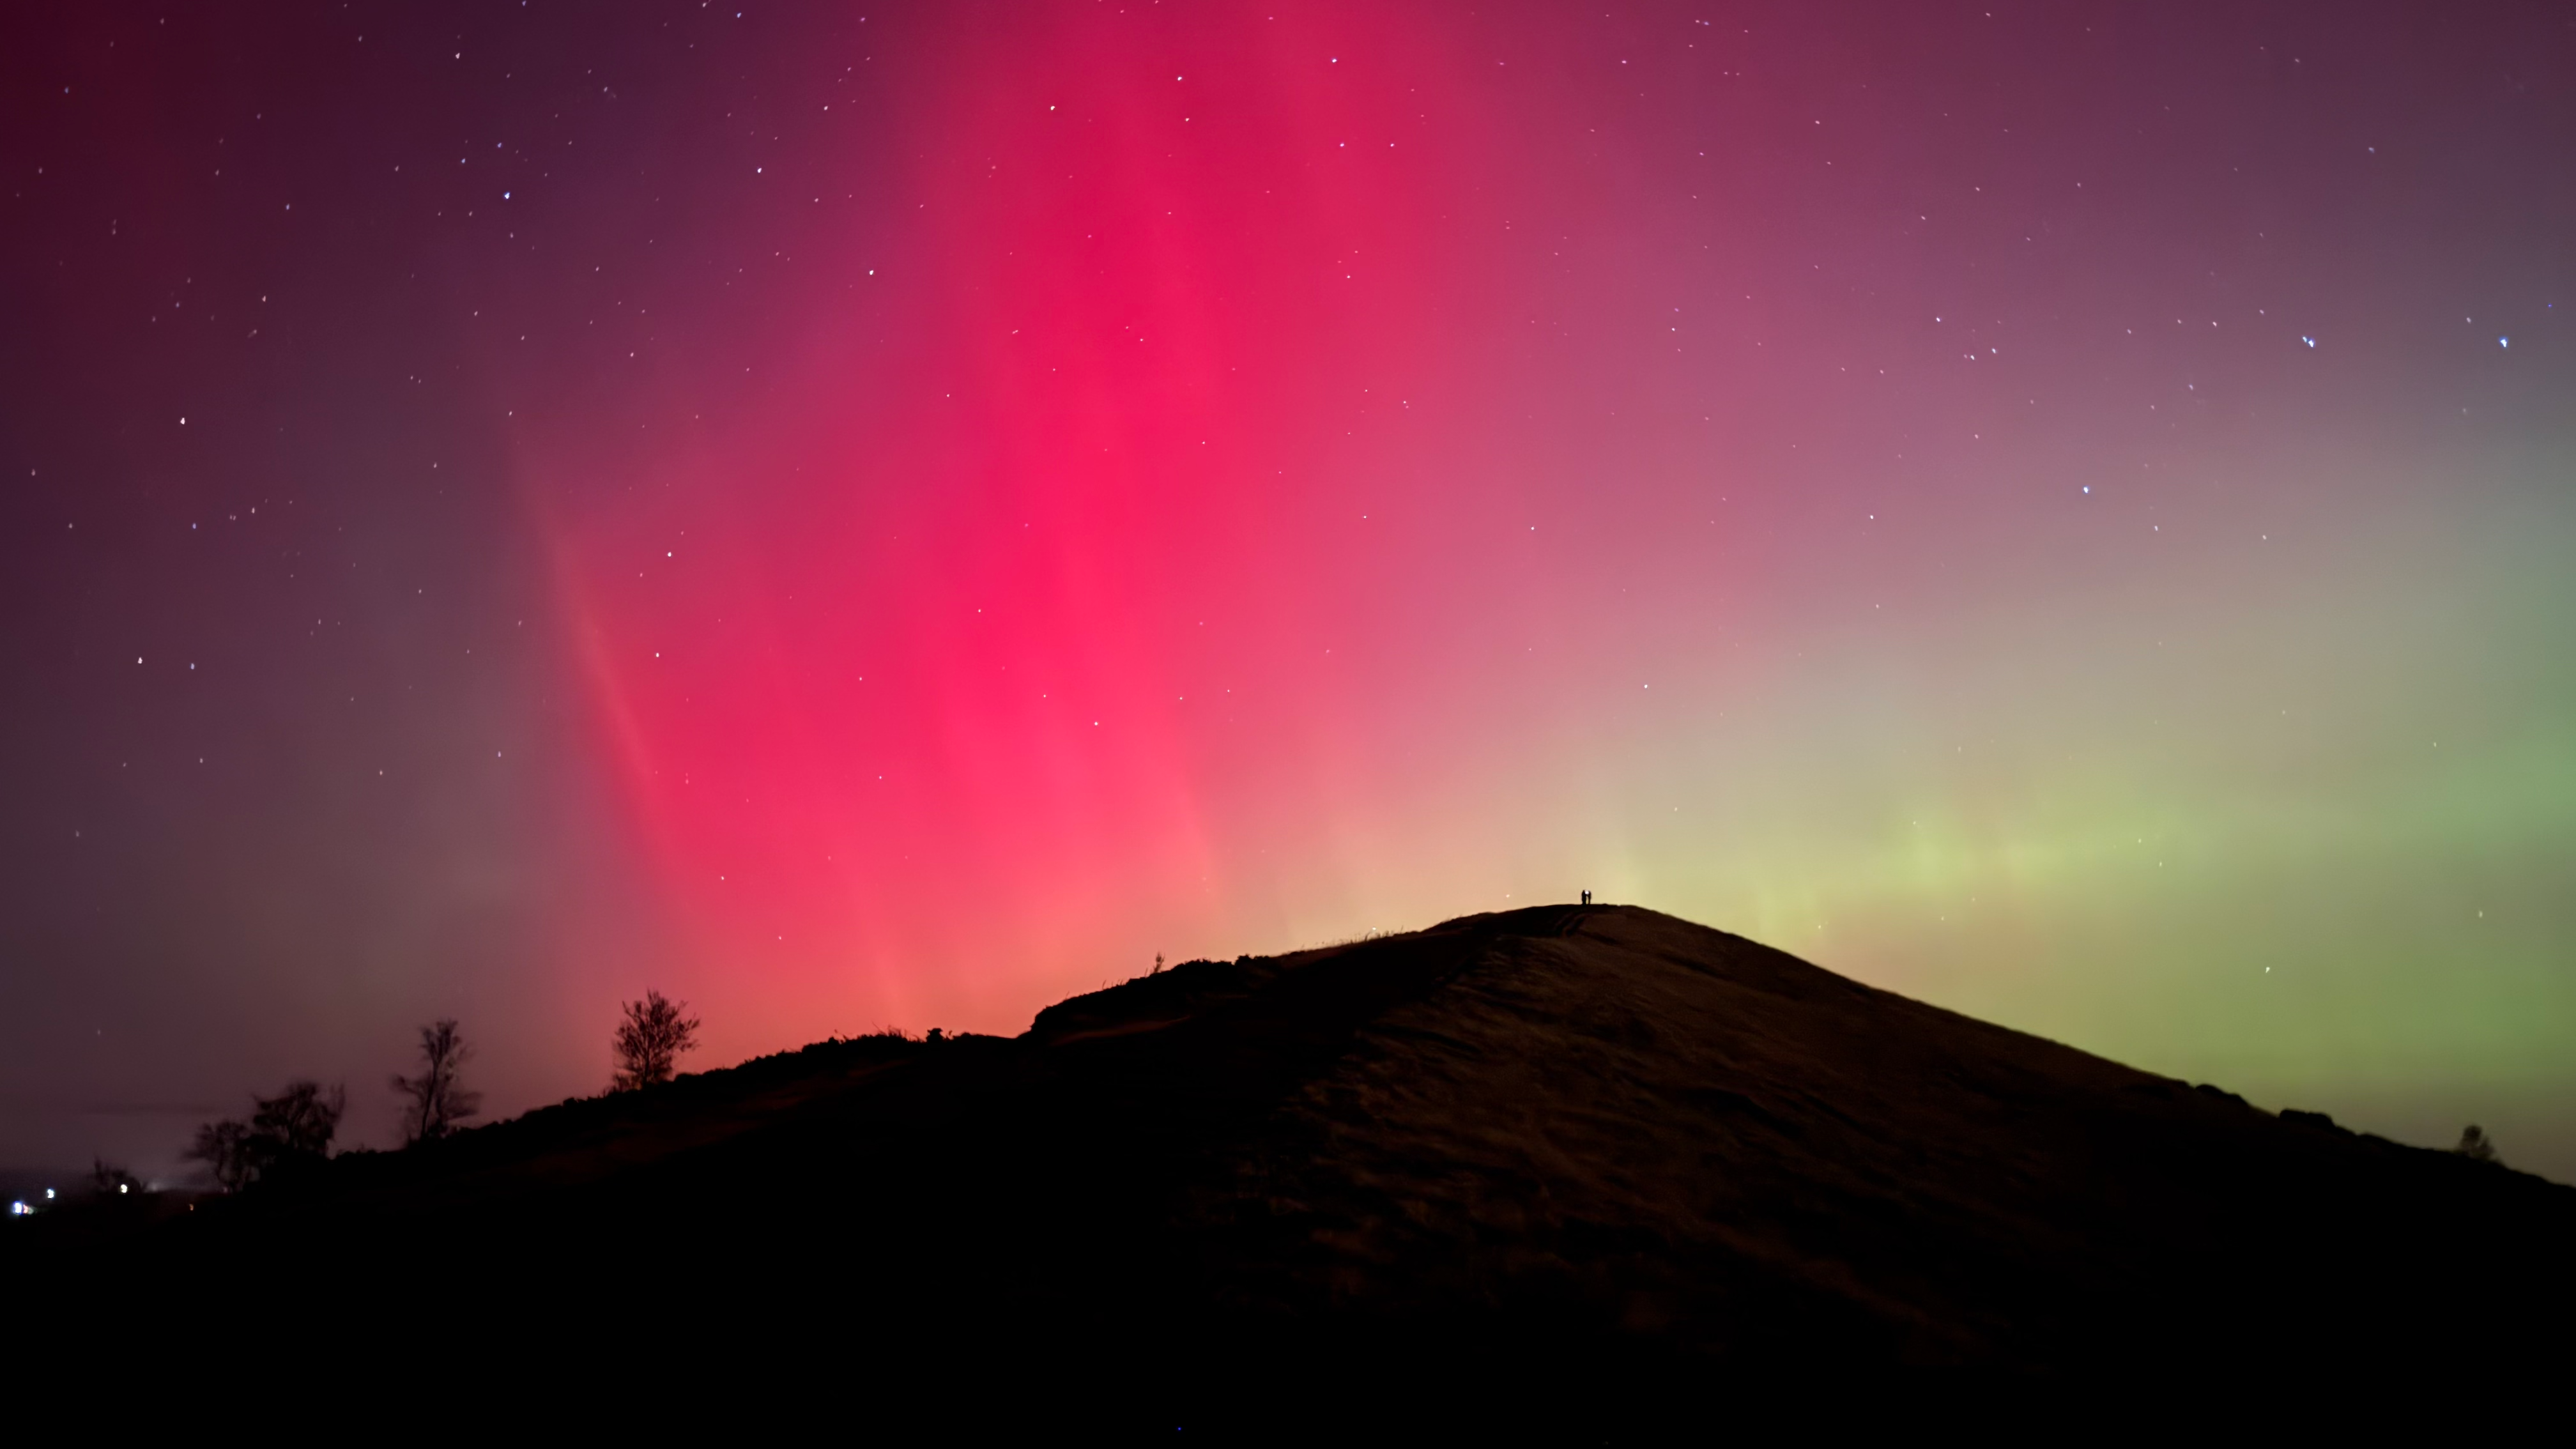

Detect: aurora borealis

[4,2,2572,1181]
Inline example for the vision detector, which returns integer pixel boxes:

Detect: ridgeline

[12,905,2570,1414]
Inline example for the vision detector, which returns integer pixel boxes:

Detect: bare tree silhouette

[392,1018,482,1146]
[88,1159,141,1200]
[611,990,702,1091]
[187,1080,345,1192]
[185,1120,256,1193]
[253,1080,345,1156]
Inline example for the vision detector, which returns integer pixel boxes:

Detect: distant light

[119,1183,130,1195]
[2301,337,2315,348]
[7,1201,27,1216]
[2499,336,2509,348]
[43,1188,54,1199]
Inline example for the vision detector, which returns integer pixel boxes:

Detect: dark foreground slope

[13,906,2572,1407]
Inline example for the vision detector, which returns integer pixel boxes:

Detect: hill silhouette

[12,905,2570,1413]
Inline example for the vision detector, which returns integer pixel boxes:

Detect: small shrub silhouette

[2454,1124,2503,1165]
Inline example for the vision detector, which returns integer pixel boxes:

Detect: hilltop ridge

[12,905,2570,1407]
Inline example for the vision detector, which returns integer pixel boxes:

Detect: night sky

[6,1,2573,1182]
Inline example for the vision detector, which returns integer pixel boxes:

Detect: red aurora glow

[525,5,1729,1029]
